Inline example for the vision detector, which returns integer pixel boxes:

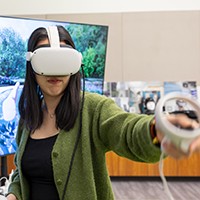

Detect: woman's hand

[156,114,200,159]
[6,194,17,200]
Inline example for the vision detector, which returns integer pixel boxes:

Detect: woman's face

[35,39,70,99]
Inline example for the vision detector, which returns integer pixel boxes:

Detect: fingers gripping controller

[155,92,200,153]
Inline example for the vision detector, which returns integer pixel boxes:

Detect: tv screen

[0,16,108,156]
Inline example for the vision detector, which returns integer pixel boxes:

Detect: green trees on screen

[0,24,108,83]
[0,28,26,82]
[67,24,108,79]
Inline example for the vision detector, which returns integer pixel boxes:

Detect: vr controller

[155,92,200,153]
[26,26,82,76]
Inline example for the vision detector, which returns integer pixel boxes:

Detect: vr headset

[26,26,82,76]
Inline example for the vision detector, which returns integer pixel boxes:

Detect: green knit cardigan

[8,92,161,200]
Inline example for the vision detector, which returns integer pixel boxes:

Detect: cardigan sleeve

[91,94,162,163]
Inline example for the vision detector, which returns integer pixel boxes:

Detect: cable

[0,176,9,196]
[0,177,7,195]
[61,65,85,200]
[159,136,175,200]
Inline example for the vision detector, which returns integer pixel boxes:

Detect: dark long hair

[18,25,81,132]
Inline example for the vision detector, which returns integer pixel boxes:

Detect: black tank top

[21,134,59,200]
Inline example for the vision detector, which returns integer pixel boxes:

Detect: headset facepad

[26,26,82,76]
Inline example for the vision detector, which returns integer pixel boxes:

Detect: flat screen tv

[0,16,109,157]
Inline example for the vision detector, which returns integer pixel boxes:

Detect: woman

[7,25,200,200]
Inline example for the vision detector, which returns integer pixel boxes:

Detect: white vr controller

[155,92,200,153]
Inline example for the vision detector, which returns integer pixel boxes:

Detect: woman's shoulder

[83,91,112,106]
[84,91,105,99]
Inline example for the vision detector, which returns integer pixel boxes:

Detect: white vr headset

[26,26,82,76]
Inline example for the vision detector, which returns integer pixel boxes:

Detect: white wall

[1,0,200,15]
[17,11,200,83]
